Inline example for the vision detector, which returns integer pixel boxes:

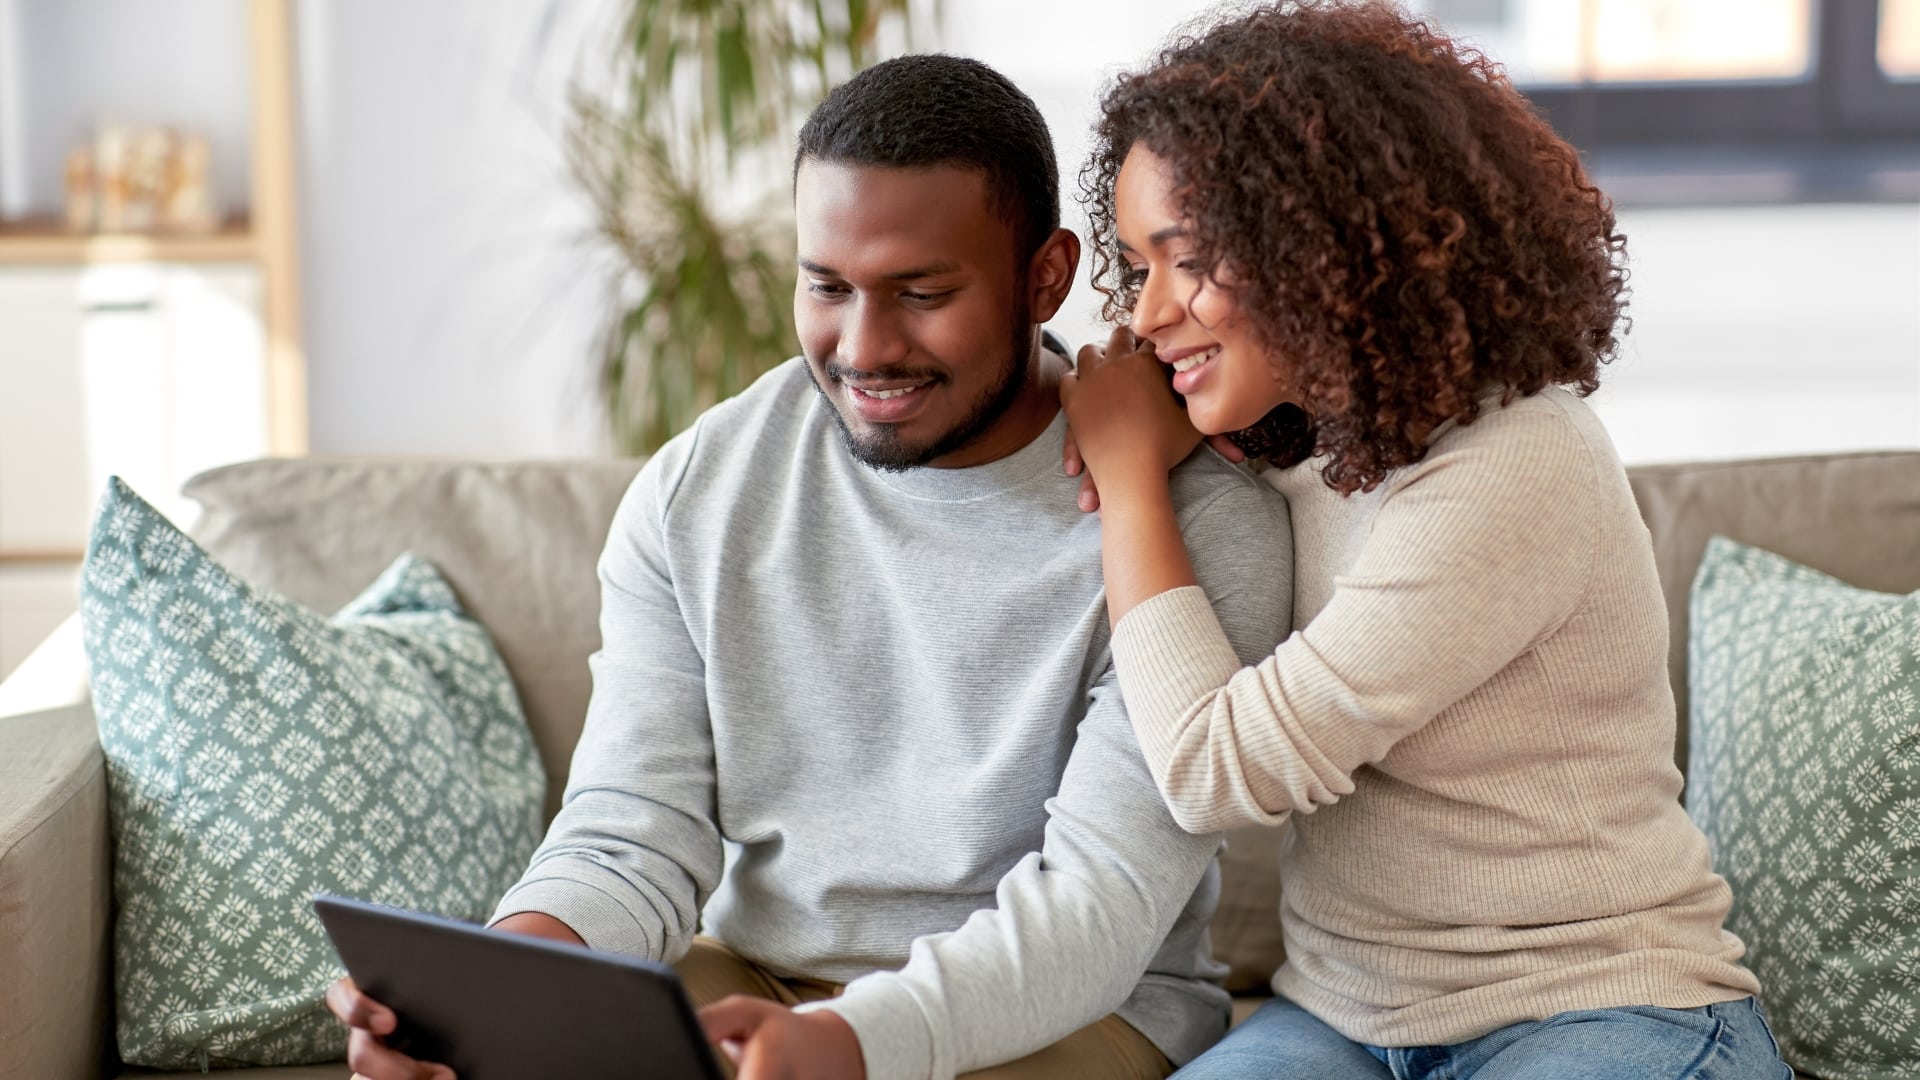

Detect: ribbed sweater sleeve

[1110,405,1597,833]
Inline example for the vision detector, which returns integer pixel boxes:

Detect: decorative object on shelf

[571,0,930,454]
[62,146,94,232]
[57,124,220,236]
[94,125,129,233]
[122,127,169,232]
[165,133,219,234]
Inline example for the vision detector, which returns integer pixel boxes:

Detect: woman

[1058,3,1790,1077]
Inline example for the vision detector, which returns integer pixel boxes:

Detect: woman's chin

[1187,400,1246,439]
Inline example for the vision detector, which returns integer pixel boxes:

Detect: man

[331,54,1291,1080]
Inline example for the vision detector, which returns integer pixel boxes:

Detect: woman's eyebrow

[1118,225,1190,255]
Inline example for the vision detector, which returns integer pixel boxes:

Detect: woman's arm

[1068,352,1601,833]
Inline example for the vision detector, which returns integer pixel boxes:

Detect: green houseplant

[572,0,928,453]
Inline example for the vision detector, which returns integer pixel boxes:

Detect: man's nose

[839,299,909,372]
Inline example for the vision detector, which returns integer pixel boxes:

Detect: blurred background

[1,0,1916,678]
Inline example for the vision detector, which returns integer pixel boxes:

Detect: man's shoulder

[639,358,818,490]
[1167,446,1286,521]
[684,357,817,444]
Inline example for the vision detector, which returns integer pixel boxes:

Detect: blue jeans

[1175,996,1792,1079]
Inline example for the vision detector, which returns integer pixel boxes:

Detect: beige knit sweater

[1109,386,1760,1047]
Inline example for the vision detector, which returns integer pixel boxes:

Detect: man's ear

[1025,228,1081,324]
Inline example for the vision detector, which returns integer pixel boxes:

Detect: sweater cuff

[1110,586,1245,774]
[488,875,657,959]
[798,973,936,1080]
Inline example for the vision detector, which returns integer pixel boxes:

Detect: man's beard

[810,301,1035,472]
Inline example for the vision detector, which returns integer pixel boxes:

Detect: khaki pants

[679,937,1174,1080]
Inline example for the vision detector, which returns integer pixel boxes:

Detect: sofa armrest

[0,615,91,721]
[0,618,112,1080]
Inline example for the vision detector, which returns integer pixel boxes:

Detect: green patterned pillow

[79,478,546,1069]
[1688,536,1920,1079]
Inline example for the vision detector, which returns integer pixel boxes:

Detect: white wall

[292,0,621,459]
[1591,203,1920,463]
[283,0,1917,464]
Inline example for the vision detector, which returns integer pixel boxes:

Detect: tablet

[312,894,724,1080]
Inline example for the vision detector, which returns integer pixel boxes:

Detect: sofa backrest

[185,458,643,822]
[1626,450,1920,771]
[184,450,1920,817]
[183,450,1920,995]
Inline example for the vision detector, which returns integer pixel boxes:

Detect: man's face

[794,161,1034,471]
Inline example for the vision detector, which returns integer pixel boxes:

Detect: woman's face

[1113,144,1297,435]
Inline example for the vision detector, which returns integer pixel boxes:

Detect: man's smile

[843,378,938,423]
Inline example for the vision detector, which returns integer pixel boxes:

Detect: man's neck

[927,339,1067,469]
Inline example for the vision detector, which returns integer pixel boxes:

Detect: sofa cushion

[1687,536,1920,1078]
[80,480,547,1069]
[1628,450,1920,773]
[1211,824,1287,992]
[183,459,642,822]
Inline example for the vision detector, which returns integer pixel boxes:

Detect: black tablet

[313,894,724,1080]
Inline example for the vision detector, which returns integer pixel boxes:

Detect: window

[1424,0,1812,85]
[1881,0,1920,77]
[1409,0,1920,204]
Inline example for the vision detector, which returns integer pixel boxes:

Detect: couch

[4,449,1916,1080]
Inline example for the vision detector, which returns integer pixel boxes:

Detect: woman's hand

[1061,326,1234,512]
[1063,430,1246,512]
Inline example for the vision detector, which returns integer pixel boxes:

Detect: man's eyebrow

[797,258,962,280]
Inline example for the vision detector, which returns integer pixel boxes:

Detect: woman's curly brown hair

[1081,0,1629,495]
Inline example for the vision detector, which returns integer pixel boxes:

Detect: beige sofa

[4,450,1916,1080]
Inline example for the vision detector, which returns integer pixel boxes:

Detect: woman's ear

[1026,228,1082,324]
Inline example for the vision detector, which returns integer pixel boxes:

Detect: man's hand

[699,996,866,1080]
[325,976,454,1080]
[324,912,584,1080]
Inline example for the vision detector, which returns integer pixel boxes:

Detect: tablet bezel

[313,893,725,1080]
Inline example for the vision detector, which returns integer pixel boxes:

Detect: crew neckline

[855,407,1069,504]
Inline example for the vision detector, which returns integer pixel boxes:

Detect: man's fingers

[345,1029,448,1080]
[733,1032,786,1080]
[326,978,396,1035]
[1074,343,1105,372]
[698,994,777,1048]
[1107,323,1136,355]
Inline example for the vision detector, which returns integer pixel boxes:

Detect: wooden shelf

[0,222,257,265]
[0,551,84,566]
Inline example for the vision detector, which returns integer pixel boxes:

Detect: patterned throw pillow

[1688,536,1920,1079]
[80,478,546,1069]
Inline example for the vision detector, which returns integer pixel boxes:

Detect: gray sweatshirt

[492,358,1292,1079]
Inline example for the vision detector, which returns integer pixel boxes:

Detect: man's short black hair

[795,54,1060,261]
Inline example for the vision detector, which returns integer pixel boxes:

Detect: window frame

[1511,0,1920,204]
